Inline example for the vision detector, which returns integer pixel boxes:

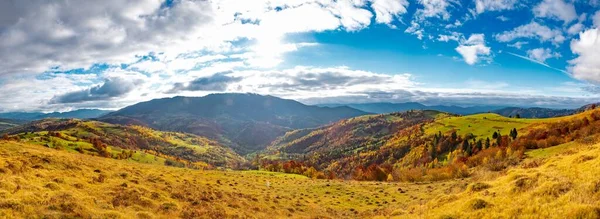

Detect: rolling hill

[1,117,600,218]
[491,107,575,118]
[0,109,112,121]
[100,93,369,155]
[318,102,505,115]
[262,107,600,181]
[0,118,25,131]
[1,119,244,168]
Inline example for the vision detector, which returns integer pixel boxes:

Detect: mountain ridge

[101,93,370,154]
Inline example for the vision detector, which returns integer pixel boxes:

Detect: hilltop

[101,93,368,155]
[1,119,244,168]
[261,108,600,182]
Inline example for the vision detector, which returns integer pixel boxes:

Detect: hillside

[101,93,368,155]
[0,109,112,121]
[264,110,445,178]
[0,119,25,131]
[1,119,244,168]
[492,107,575,118]
[1,132,599,218]
[262,108,600,181]
[318,102,505,115]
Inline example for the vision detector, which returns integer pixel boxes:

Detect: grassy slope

[406,140,600,218]
[424,112,572,139]
[0,141,466,218]
[6,119,245,168]
[2,139,599,218]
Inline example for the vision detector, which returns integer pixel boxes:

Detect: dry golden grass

[403,141,600,219]
[2,137,600,218]
[0,141,467,218]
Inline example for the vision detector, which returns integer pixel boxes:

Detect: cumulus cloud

[369,0,410,25]
[415,0,458,21]
[455,34,491,65]
[569,28,600,83]
[495,22,565,45]
[594,11,600,28]
[533,0,577,23]
[474,0,519,14]
[169,72,241,93]
[527,48,561,63]
[0,0,215,76]
[50,77,143,104]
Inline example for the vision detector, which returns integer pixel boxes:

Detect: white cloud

[455,34,491,65]
[569,28,600,83]
[497,16,510,22]
[369,0,410,25]
[438,32,462,42]
[533,0,577,23]
[495,22,565,45]
[474,0,519,14]
[405,21,424,39]
[527,48,561,63]
[594,11,600,28]
[568,23,584,35]
[415,0,458,21]
[508,41,529,49]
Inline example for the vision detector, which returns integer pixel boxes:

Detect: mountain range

[0,109,112,121]
[318,102,506,115]
[319,102,599,118]
[100,93,369,154]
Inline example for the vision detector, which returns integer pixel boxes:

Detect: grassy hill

[1,134,599,218]
[0,119,24,131]
[1,119,244,169]
[101,93,368,155]
[262,108,600,182]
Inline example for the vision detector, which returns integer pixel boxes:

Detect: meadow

[2,136,600,218]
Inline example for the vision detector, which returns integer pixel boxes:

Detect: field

[2,137,600,218]
[0,141,468,218]
[425,112,571,139]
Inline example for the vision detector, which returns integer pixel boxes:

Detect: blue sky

[0,0,599,112]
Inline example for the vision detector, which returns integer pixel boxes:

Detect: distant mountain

[318,102,505,115]
[101,93,369,154]
[0,118,26,131]
[0,109,112,121]
[491,107,575,118]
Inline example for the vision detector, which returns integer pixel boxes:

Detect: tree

[492,131,499,139]
[509,128,518,140]
[485,137,491,149]
[451,131,458,142]
[515,114,521,119]
[429,143,436,159]
[476,140,483,152]
[462,139,470,152]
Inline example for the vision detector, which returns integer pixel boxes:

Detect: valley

[1,94,600,218]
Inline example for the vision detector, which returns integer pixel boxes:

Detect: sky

[1,0,600,112]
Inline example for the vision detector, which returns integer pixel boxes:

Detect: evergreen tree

[496,133,502,147]
[462,139,470,152]
[510,128,518,140]
[429,143,436,159]
[476,140,483,151]
[485,137,491,149]
[451,131,458,142]
[492,131,499,139]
